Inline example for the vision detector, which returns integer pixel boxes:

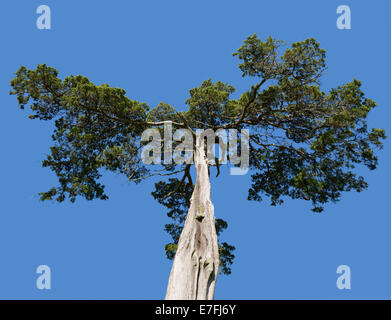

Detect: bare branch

[129,167,186,182]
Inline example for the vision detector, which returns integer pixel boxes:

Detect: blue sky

[0,0,390,299]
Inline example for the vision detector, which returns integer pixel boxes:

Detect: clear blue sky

[1,0,390,299]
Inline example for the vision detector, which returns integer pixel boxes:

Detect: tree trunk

[165,134,220,300]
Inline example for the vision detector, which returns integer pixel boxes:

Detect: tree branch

[129,167,186,182]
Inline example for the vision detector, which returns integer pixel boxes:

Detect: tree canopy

[10,34,386,275]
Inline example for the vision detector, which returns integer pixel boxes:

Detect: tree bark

[165,134,220,300]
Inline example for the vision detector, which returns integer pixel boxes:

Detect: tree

[10,34,386,299]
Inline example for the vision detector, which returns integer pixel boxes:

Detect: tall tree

[10,35,385,299]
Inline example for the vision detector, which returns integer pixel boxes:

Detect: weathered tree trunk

[165,134,220,300]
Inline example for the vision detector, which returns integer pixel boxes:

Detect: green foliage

[147,102,181,123]
[10,34,386,276]
[185,79,238,128]
[231,36,386,212]
[233,34,284,78]
[10,64,149,202]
